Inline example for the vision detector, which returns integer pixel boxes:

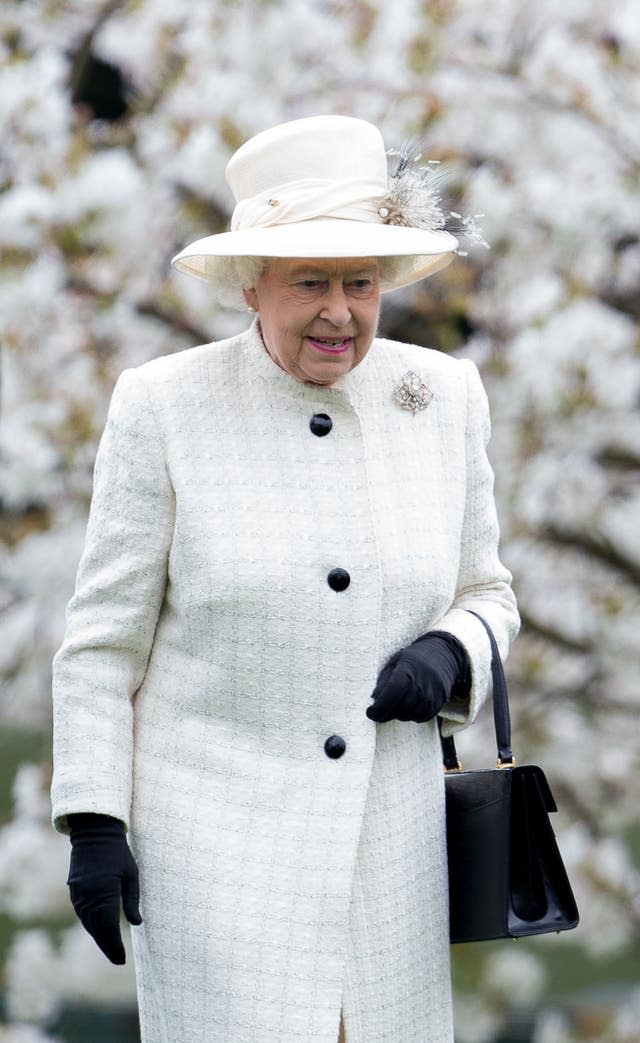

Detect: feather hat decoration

[381,138,490,257]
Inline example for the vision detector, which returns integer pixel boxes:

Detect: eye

[296,280,323,289]
[346,278,377,295]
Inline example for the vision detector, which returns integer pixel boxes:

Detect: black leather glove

[67,812,142,965]
[366,631,471,724]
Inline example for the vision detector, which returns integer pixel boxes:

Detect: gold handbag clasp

[497,756,516,769]
[444,758,464,773]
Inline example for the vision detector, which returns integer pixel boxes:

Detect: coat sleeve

[50,367,175,835]
[432,358,520,738]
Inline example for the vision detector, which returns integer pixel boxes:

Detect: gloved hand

[366,631,471,724]
[67,812,142,965]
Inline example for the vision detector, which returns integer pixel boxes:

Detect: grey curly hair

[207,255,407,310]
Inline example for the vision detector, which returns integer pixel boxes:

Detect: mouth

[307,336,354,354]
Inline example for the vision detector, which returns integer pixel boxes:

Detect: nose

[319,283,352,327]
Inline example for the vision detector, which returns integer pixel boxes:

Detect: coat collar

[239,316,438,418]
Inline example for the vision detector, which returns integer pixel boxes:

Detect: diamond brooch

[392,370,433,413]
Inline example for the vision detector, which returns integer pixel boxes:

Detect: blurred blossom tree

[1,0,639,1040]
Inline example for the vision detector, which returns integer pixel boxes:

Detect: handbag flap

[507,765,578,935]
[517,764,557,813]
[509,767,548,921]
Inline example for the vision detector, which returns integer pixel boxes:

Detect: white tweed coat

[51,317,520,1043]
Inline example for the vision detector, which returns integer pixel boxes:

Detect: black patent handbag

[439,610,580,944]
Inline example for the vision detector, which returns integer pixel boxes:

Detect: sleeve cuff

[52,798,130,836]
[427,608,493,737]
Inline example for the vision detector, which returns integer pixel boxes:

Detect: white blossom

[0,1026,62,1043]
[4,930,60,1024]
[0,766,71,918]
[452,992,502,1043]
[531,1008,573,1043]
[453,993,501,1043]
[482,948,547,1005]
[613,987,640,1043]
[4,922,137,1026]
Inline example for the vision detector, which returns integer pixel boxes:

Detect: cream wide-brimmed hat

[171,115,486,295]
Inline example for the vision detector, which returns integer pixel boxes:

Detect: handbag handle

[438,609,515,771]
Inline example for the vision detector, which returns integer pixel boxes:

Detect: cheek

[360,301,380,330]
[271,316,309,354]
[285,308,316,337]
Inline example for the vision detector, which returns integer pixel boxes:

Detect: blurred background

[1,1,639,1041]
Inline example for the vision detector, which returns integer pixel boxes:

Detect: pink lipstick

[307,337,353,354]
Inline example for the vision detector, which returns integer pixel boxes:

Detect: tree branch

[64,275,213,349]
[517,610,593,653]
[68,0,129,99]
[540,522,640,586]
[595,446,640,472]
[134,299,212,346]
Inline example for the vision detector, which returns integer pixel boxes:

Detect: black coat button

[324,735,346,758]
[327,568,350,591]
[310,413,333,436]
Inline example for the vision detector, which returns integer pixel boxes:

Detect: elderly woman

[51,115,520,1043]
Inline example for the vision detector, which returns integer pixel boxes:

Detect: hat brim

[170,218,459,293]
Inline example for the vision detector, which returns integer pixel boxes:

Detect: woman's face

[242,257,381,387]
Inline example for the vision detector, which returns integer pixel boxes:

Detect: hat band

[230,176,389,231]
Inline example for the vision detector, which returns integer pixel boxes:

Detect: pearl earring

[247,305,256,313]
